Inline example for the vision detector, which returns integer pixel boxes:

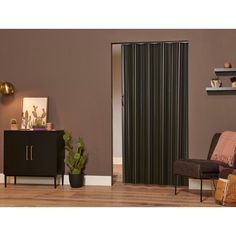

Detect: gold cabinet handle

[30,145,33,160]
[25,145,29,160]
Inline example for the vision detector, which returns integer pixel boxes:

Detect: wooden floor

[0,182,220,207]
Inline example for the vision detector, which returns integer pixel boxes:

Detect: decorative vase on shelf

[224,62,232,68]
[211,78,222,88]
[230,77,236,87]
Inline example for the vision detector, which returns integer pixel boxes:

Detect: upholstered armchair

[174,133,236,202]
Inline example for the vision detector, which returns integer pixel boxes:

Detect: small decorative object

[10,118,18,130]
[0,81,14,95]
[21,97,48,129]
[22,110,31,129]
[224,62,232,68]
[46,122,53,130]
[63,130,87,188]
[230,77,236,87]
[211,77,222,88]
[32,126,46,131]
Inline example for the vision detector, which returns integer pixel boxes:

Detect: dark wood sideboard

[4,130,65,188]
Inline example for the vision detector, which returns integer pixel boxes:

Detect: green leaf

[74,153,80,160]
[71,169,80,174]
[63,130,71,142]
[76,138,84,149]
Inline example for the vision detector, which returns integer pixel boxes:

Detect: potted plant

[63,130,86,188]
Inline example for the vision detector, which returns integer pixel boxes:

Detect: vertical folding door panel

[122,42,188,185]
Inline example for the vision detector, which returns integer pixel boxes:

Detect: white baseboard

[113,157,122,164]
[189,178,215,190]
[0,174,112,186]
[84,175,112,186]
[0,174,4,183]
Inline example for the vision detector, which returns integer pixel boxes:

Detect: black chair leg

[175,175,178,195]
[212,179,216,190]
[200,179,203,202]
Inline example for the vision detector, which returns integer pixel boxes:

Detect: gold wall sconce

[0,81,15,95]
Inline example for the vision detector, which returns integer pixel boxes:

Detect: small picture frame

[21,97,48,129]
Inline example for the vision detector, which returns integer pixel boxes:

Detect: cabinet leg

[54,176,57,189]
[4,175,7,188]
[62,175,64,186]
[14,176,16,184]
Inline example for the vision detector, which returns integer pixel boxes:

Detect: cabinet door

[27,132,57,176]
[4,131,30,175]
[4,131,58,176]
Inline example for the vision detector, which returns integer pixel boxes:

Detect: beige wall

[1,29,236,177]
[112,44,122,160]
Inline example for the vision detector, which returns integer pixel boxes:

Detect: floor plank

[0,183,220,207]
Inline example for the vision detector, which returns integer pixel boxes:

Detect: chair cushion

[174,159,229,179]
